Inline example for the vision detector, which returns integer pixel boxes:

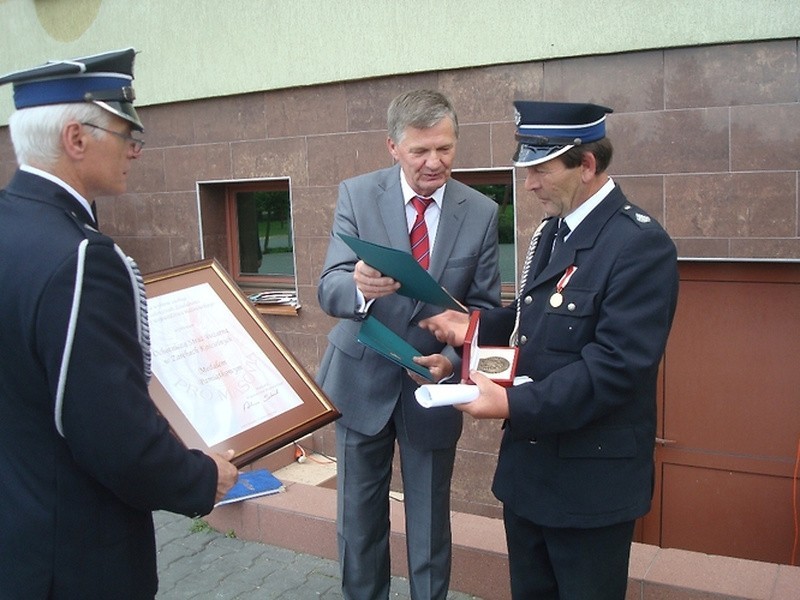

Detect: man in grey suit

[317,89,501,600]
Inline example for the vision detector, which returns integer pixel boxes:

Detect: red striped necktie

[410,196,434,269]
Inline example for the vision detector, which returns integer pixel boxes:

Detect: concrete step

[206,443,800,600]
[207,472,510,599]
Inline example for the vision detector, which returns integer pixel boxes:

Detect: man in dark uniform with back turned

[0,48,238,599]
[421,101,679,599]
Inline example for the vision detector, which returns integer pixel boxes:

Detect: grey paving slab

[154,511,484,600]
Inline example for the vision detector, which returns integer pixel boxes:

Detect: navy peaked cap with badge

[512,101,613,167]
[0,47,143,131]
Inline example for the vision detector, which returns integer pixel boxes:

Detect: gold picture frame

[144,258,339,467]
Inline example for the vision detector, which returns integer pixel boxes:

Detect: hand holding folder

[339,234,467,313]
[357,315,432,380]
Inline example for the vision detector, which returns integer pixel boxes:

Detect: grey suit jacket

[317,164,501,449]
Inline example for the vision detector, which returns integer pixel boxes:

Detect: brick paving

[154,511,483,599]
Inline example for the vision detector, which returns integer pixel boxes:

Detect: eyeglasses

[81,122,145,154]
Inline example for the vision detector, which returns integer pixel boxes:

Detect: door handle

[655,437,677,446]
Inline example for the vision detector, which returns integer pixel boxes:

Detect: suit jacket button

[519,335,528,345]
[529,438,537,444]
[524,295,532,305]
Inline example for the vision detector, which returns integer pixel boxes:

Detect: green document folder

[339,234,467,313]
[357,315,432,380]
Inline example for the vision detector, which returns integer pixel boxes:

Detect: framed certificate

[144,259,339,467]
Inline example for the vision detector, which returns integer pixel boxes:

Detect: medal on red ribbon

[549,265,577,308]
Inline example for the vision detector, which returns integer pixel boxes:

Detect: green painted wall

[0,0,798,123]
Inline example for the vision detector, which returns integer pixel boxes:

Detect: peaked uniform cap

[512,101,612,167]
[0,47,143,131]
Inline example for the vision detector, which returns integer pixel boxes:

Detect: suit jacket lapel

[427,181,466,282]
[371,165,422,316]
[530,218,558,280]
[529,185,626,290]
[376,164,411,251]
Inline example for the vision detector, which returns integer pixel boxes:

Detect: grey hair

[387,89,459,143]
[8,103,111,168]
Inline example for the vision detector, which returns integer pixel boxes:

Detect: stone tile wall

[1,38,797,519]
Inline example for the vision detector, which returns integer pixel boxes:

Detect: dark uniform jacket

[0,170,218,599]
[480,184,679,529]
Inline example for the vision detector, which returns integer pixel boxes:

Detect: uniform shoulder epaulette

[620,204,658,228]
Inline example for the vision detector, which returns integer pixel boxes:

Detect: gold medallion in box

[478,355,511,374]
[461,311,518,386]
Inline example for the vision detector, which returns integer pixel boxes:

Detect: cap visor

[95,100,143,132]
[512,143,574,167]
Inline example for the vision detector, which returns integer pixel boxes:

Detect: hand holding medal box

[461,311,519,386]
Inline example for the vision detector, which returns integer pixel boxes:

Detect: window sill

[254,303,301,317]
[245,287,300,316]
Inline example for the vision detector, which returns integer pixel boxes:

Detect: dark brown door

[638,261,800,565]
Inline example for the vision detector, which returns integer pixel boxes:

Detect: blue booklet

[215,469,285,506]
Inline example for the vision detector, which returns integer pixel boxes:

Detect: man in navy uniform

[421,101,679,599]
[0,48,238,599]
